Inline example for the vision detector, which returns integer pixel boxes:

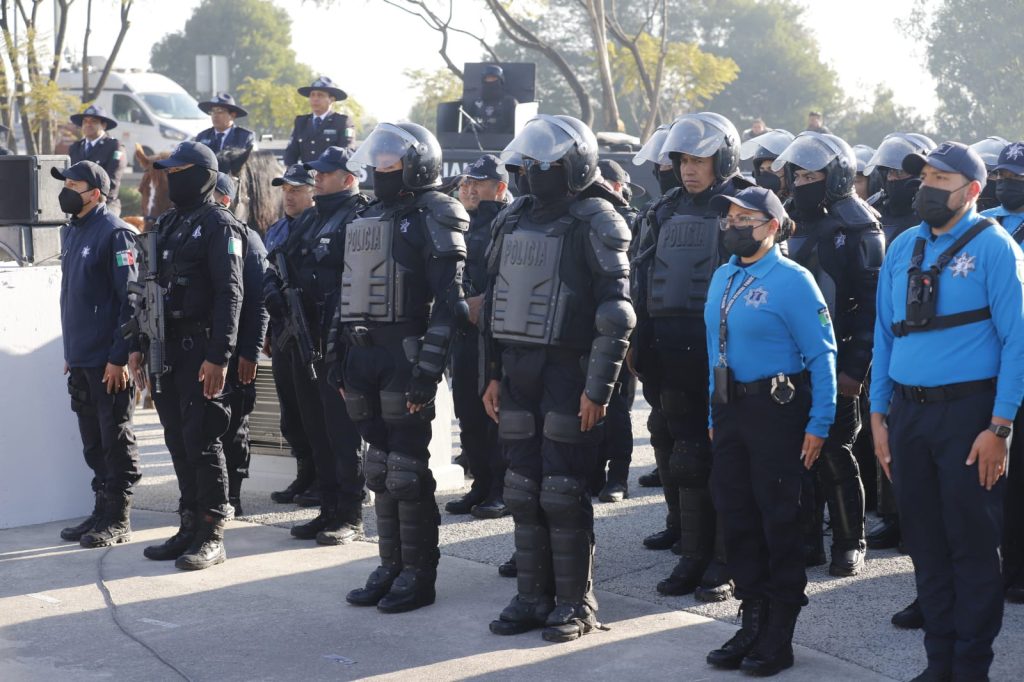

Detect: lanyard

[717,272,756,368]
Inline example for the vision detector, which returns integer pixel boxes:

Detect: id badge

[712,366,731,405]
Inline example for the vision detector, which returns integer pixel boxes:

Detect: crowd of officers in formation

[54,72,1024,681]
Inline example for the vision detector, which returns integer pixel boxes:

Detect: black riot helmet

[347,121,442,190]
[970,136,1010,172]
[739,129,795,178]
[660,112,741,183]
[864,132,936,175]
[500,114,599,193]
[482,64,505,83]
[772,131,858,203]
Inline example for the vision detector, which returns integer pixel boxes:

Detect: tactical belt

[344,320,426,348]
[166,319,211,338]
[733,372,808,400]
[894,378,995,404]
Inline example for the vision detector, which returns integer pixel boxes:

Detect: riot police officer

[69,105,127,217]
[853,144,878,201]
[772,132,884,577]
[264,165,318,504]
[213,173,268,516]
[630,112,750,602]
[339,122,468,613]
[284,77,355,166]
[133,141,245,571]
[56,161,141,547]
[464,64,519,134]
[266,146,367,545]
[739,129,795,201]
[195,93,255,177]
[447,154,509,518]
[970,136,1009,212]
[481,114,634,641]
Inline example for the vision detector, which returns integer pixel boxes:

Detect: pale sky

[39,0,938,127]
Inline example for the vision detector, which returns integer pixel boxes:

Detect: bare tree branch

[380,0,500,80]
[82,0,92,95]
[1,0,35,153]
[585,0,619,130]
[84,0,132,102]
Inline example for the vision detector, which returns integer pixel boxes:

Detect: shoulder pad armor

[571,198,631,277]
[416,191,469,257]
[829,195,881,230]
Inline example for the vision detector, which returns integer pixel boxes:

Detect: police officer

[969,136,1009,212]
[69,105,126,217]
[772,131,884,577]
[446,154,509,518]
[338,122,468,613]
[739,129,795,201]
[263,165,318,504]
[195,93,255,177]
[56,161,141,547]
[284,77,355,166]
[703,188,837,676]
[853,144,879,201]
[481,114,634,641]
[464,64,519,134]
[981,140,1024,604]
[133,141,245,571]
[805,111,831,134]
[630,112,750,602]
[871,142,1024,682]
[266,146,367,544]
[212,173,268,516]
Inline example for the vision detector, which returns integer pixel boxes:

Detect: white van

[56,69,209,163]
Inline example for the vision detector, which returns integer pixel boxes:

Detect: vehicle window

[112,94,152,126]
[138,93,206,120]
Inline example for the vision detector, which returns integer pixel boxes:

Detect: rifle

[120,230,168,392]
[274,251,321,380]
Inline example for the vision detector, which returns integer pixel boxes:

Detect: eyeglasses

[720,215,769,230]
[522,158,563,171]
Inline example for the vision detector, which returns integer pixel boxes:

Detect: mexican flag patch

[227,236,243,257]
[818,307,831,327]
[115,249,135,267]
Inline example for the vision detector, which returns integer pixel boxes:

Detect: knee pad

[380,391,435,424]
[498,409,536,441]
[540,476,590,530]
[659,388,688,417]
[669,440,712,488]
[364,445,389,493]
[542,412,600,445]
[504,471,542,523]
[67,374,95,416]
[385,452,430,500]
[344,389,375,422]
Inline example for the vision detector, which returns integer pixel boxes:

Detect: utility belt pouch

[905,268,938,328]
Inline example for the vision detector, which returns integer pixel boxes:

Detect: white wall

[0,265,93,528]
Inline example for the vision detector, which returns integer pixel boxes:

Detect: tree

[830,86,930,147]
[150,0,312,98]
[917,0,1024,140]
[404,67,462,134]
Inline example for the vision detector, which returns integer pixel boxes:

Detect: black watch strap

[988,423,1012,439]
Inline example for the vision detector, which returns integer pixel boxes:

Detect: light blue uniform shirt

[704,245,838,438]
[871,207,1024,420]
[982,205,1024,242]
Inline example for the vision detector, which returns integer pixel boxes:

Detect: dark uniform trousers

[593,370,635,490]
[68,366,141,495]
[153,333,232,518]
[1004,406,1024,590]
[710,389,811,607]
[812,394,864,548]
[270,333,314,465]
[641,369,679,529]
[451,327,503,499]
[888,388,1005,678]
[223,357,257,489]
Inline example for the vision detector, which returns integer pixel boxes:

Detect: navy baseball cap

[903,141,988,186]
[50,160,111,197]
[215,172,236,201]
[598,159,647,198]
[272,163,315,187]
[994,141,1024,176]
[304,146,355,174]
[463,154,508,183]
[154,140,219,171]
[710,187,788,225]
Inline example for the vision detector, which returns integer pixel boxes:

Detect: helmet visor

[660,117,726,160]
[347,123,420,171]
[771,133,841,173]
[500,116,579,165]
[864,135,920,175]
[970,137,1010,168]
[739,129,795,161]
[632,127,671,166]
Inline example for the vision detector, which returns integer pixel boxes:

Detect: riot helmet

[660,112,740,182]
[740,129,795,179]
[970,136,1010,171]
[864,133,936,175]
[347,121,442,190]
[772,131,857,203]
[500,114,598,193]
[853,145,874,174]
[632,123,672,166]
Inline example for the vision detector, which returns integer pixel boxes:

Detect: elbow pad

[584,299,637,405]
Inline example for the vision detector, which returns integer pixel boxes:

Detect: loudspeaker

[0,155,70,225]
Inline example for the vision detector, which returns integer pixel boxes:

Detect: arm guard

[417,191,470,257]
[585,299,636,405]
[571,197,631,277]
[841,225,884,381]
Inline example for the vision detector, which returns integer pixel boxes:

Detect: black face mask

[481,80,502,102]
[512,169,530,196]
[722,226,765,258]
[657,168,679,195]
[914,183,968,228]
[527,164,570,206]
[885,176,920,215]
[793,179,827,216]
[756,172,782,194]
[373,168,405,204]
[996,178,1024,211]
[167,165,217,207]
[59,187,91,215]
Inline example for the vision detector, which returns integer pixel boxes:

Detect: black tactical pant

[889,388,1005,679]
[711,388,811,607]
[152,333,231,518]
[271,333,314,467]
[452,329,503,499]
[1005,405,1024,588]
[593,372,635,490]
[808,394,865,552]
[223,358,256,488]
[67,366,141,495]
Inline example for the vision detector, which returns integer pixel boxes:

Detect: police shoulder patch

[228,236,243,257]
[115,249,135,267]
[818,306,832,327]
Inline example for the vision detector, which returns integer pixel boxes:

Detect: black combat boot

[657,488,714,596]
[144,509,197,561]
[444,484,487,515]
[472,496,509,519]
[696,519,734,602]
[740,600,801,676]
[347,491,403,606]
[707,598,769,669]
[498,552,518,578]
[892,598,924,629]
[317,500,363,546]
[643,526,680,551]
[61,489,105,542]
[290,505,333,540]
[293,478,321,508]
[270,457,315,504]
[638,466,661,487]
[826,478,867,577]
[175,514,227,570]
[80,492,132,548]
[597,480,628,503]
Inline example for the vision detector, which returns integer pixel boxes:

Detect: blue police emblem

[950,252,975,278]
[745,287,768,308]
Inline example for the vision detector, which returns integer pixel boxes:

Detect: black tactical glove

[405,366,438,407]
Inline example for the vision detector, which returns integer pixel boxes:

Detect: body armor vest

[646,214,721,316]
[339,214,414,323]
[789,234,837,314]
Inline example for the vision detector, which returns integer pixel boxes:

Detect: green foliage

[25,76,79,142]
[831,87,930,147]
[118,185,142,217]
[404,68,463,134]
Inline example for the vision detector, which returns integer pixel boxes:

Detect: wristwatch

[988,423,1012,439]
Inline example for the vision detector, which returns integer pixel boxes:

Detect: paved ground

[2,402,1022,681]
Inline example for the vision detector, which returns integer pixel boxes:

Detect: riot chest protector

[892,218,995,337]
[647,213,722,316]
[339,214,404,322]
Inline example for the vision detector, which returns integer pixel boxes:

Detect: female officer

[702,187,837,676]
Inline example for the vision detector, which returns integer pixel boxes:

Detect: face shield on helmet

[739,130,796,161]
[347,123,424,171]
[660,116,727,161]
[865,133,934,175]
[771,132,847,173]
[853,145,875,174]
[970,136,1010,170]
[632,125,672,166]
[499,115,580,166]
